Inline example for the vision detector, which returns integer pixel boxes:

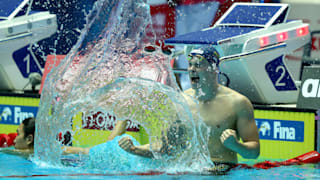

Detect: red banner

[82,111,140,132]
[149,4,176,47]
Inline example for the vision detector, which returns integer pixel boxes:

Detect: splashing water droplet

[35,0,212,173]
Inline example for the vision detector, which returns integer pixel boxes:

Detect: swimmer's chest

[198,98,237,130]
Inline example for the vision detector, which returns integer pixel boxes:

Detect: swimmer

[0,117,35,158]
[0,117,125,158]
[184,46,260,174]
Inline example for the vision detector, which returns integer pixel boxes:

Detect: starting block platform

[0,0,57,91]
[165,3,310,104]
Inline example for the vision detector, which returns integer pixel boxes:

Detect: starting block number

[12,45,43,78]
[265,56,297,91]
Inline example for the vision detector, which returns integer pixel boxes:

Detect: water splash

[34,0,212,173]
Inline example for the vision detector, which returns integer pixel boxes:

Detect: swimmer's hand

[118,137,154,158]
[220,129,239,151]
[118,136,136,154]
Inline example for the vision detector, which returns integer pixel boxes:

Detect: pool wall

[0,95,316,160]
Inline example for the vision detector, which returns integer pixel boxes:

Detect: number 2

[275,65,286,87]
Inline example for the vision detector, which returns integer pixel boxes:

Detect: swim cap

[189,46,220,66]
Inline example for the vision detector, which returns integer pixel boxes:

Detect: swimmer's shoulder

[219,86,248,99]
[219,85,253,111]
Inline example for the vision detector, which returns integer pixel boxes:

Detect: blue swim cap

[189,46,220,66]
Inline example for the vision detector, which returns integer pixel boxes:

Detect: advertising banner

[297,66,320,110]
[0,96,39,134]
[252,108,315,160]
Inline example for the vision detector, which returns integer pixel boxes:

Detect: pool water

[1,152,320,180]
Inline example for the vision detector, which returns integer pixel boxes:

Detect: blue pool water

[1,152,320,180]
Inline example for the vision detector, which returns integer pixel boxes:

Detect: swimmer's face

[14,124,33,150]
[188,55,216,89]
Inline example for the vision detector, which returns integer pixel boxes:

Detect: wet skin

[185,54,260,164]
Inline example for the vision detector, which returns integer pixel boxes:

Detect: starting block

[0,0,57,91]
[165,3,310,104]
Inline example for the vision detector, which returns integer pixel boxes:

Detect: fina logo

[14,107,34,124]
[259,121,271,136]
[274,121,295,140]
[301,79,320,98]
[257,119,301,141]
[0,107,12,121]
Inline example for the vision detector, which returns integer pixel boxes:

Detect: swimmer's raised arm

[222,96,260,159]
[108,120,128,141]
[61,146,90,155]
[118,136,153,158]
[118,136,163,158]
[118,119,188,158]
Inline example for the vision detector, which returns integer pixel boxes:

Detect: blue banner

[0,105,38,125]
[256,118,304,142]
